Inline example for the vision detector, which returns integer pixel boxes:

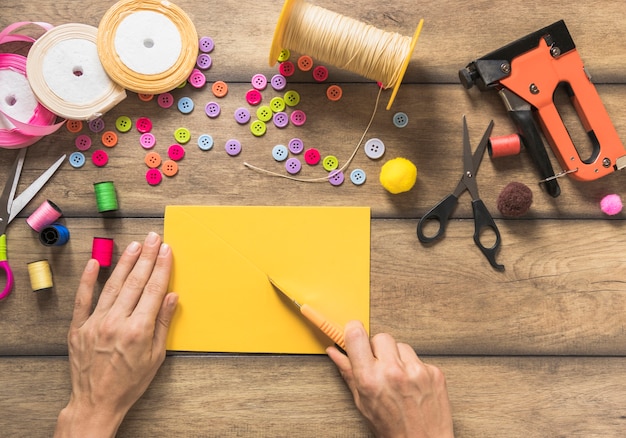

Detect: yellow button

[250,120,267,137]
[174,128,191,144]
[115,116,132,133]
[322,155,339,171]
[277,48,290,62]
[283,90,300,107]
[270,97,286,113]
[256,106,273,122]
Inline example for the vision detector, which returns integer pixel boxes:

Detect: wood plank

[3,355,625,437]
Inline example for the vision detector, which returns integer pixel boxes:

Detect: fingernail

[159,242,170,256]
[85,258,99,272]
[146,232,159,245]
[127,241,141,254]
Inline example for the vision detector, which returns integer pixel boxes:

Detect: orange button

[326,84,343,101]
[66,120,83,133]
[212,80,228,98]
[162,159,178,177]
[101,131,118,147]
[297,55,313,71]
[144,151,162,168]
[138,93,154,102]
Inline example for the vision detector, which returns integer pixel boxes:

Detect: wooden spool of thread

[27,259,53,292]
[270,0,424,110]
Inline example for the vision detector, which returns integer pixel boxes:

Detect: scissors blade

[462,118,494,198]
[8,153,66,224]
[0,148,26,231]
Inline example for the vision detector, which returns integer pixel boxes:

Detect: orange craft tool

[268,277,346,350]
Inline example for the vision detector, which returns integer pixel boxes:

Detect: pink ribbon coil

[0,22,64,149]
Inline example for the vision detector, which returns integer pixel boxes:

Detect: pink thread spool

[92,237,114,267]
[26,200,62,232]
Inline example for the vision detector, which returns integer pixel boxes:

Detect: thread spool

[97,0,199,94]
[26,199,62,232]
[270,0,424,109]
[488,133,522,158]
[93,181,118,212]
[92,237,114,267]
[39,223,70,246]
[27,259,53,292]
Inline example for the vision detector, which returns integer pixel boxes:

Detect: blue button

[69,152,85,168]
[272,144,289,162]
[198,134,214,151]
[350,169,367,185]
[178,97,194,114]
[392,111,409,128]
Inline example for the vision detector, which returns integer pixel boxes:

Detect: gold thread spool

[27,259,53,292]
[26,23,127,120]
[97,0,199,94]
[270,0,423,109]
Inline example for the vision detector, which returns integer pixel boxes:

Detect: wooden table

[2,0,626,436]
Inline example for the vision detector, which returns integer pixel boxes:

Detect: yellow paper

[164,206,370,354]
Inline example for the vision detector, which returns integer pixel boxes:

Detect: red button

[136,117,153,133]
[146,168,162,186]
[304,148,321,165]
[279,61,295,77]
[91,149,109,167]
[245,89,262,106]
[313,65,329,82]
[168,144,185,161]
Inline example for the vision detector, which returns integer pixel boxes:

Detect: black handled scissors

[417,117,504,271]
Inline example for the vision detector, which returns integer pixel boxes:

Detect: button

[177,97,194,114]
[288,138,304,154]
[350,169,367,185]
[364,138,385,159]
[68,152,85,168]
[327,84,343,101]
[283,90,300,107]
[245,89,262,106]
[138,93,153,102]
[270,97,285,113]
[115,115,132,132]
[277,48,290,62]
[205,101,221,118]
[188,69,206,88]
[66,120,83,133]
[199,36,214,53]
[168,144,185,161]
[271,74,287,91]
[304,148,321,165]
[279,61,295,77]
[322,155,339,171]
[146,168,162,186]
[256,106,273,122]
[328,170,345,186]
[234,107,251,124]
[91,149,108,167]
[211,80,228,97]
[273,112,289,128]
[290,110,306,126]
[196,53,212,70]
[250,120,267,137]
[75,134,92,151]
[272,144,289,162]
[174,128,191,144]
[297,55,313,71]
[177,80,187,88]
[251,73,267,90]
[144,151,162,168]
[101,131,118,147]
[392,111,409,128]
[136,117,152,133]
[313,65,329,82]
[139,132,156,149]
[285,157,301,175]
[198,134,214,151]
[157,93,174,109]
[88,117,105,133]
[225,139,242,156]
[162,159,178,177]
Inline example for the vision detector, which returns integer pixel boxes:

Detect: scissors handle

[471,200,505,271]
[417,194,459,243]
[0,234,13,300]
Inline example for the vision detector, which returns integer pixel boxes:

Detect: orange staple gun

[459,20,626,197]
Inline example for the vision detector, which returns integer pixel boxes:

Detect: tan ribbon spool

[97,0,199,95]
[26,23,126,121]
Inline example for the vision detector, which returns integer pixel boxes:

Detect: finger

[134,242,173,320]
[370,332,402,361]
[71,259,99,329]
[153,292,179,352]
[343,320,375,373]
[94,239,142,312]
[326,344,352,373]
[397,342,421,364]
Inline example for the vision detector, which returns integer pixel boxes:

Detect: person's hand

[55,232,178,438]
[327,321,454,438]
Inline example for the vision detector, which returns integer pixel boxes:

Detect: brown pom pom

[497,182,533,217]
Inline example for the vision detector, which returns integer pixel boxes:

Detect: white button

[364,138,385,159]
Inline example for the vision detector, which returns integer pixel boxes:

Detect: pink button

[136,117,152,133]
[304,148,321,165]
[290,110,306,126]
[251,73,267,90]
[75,134,92,151]
[245,89,262,106]
[146,168,162,186]
[168,144,185,161]
[140,133,156,149]
[91,149,108,167]
[313,65,329,82]
[157,93,174,109]
[188,69,206,88]
[279,61,295,77]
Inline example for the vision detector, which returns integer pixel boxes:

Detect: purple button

[273,112,289,128]
[140,133,156,149]
[196,53,212,70]
[88,118,105,133]
[75,134,92,151]
[234,107,251,124]
[285,157,301,175]
[157,93,174,109]
[290,110,306,126]
[188,69,206,88]
[288,138,304,154]
[271,74,287,91]
[199,36,214,53]
[251,73,268,90]
[205,101,221,118]
[245,89,262,106]
[146,168,162,186]
[168,144,185,161]
[328,170,344,186]
[225,139,242,156]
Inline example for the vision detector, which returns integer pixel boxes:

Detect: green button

[270,97,286,113]
[250,120,267,137]
[277,48,290,62]
[256,106,273,122]
[115,116,132,133]
[322,155,339,171]
[283,90,300,107]
[174,127,191,144]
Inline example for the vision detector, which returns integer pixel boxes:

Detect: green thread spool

[93,181,118,212]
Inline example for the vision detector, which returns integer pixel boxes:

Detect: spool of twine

[27,259,53,291]
[93,181,118,213]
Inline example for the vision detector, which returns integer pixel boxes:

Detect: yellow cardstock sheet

[164,206,370,354]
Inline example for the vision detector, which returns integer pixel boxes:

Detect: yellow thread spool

[270,0,424,109]
[27,259,53,292]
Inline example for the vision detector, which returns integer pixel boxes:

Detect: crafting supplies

[26,199,62,232]
[92,237,114,267]
[27,260,53,292]
[93,181,118,212]
[97,0,199,94]
[0,22,64,149]
[39,223,70,246]
[488,133,522,158]
[270,0,424,109]
[496,182,533,218]
[379,157,418,194]
[600,194,623,216]
[26,23,126,121]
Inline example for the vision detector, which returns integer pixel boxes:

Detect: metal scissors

[0,148,66,299]
[417,116,504,271]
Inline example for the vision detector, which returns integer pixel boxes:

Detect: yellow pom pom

[379,157,417,194]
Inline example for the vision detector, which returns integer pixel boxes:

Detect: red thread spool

[92,237,114,267]
[488,133,522,158]
[26,200,62,232]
